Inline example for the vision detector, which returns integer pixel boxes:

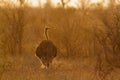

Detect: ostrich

[35,27,57,68]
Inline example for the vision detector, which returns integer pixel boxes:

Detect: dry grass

[0,53,96,80]
[0,46,120,80]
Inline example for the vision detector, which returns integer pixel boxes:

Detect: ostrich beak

[50,27,56,30]
[45,25,56,30]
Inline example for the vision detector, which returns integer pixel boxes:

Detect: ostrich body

[36,27,57,68]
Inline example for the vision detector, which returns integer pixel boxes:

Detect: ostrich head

[45,27,50,31]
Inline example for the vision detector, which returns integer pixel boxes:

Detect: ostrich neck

[45,30,48,40]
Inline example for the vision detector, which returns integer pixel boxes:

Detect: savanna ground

[0,0,120,80]
[0,50,99,80]
[0,47,120,80]
[0,53,94,80]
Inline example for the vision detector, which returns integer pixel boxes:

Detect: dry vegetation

[0,0,120,80]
